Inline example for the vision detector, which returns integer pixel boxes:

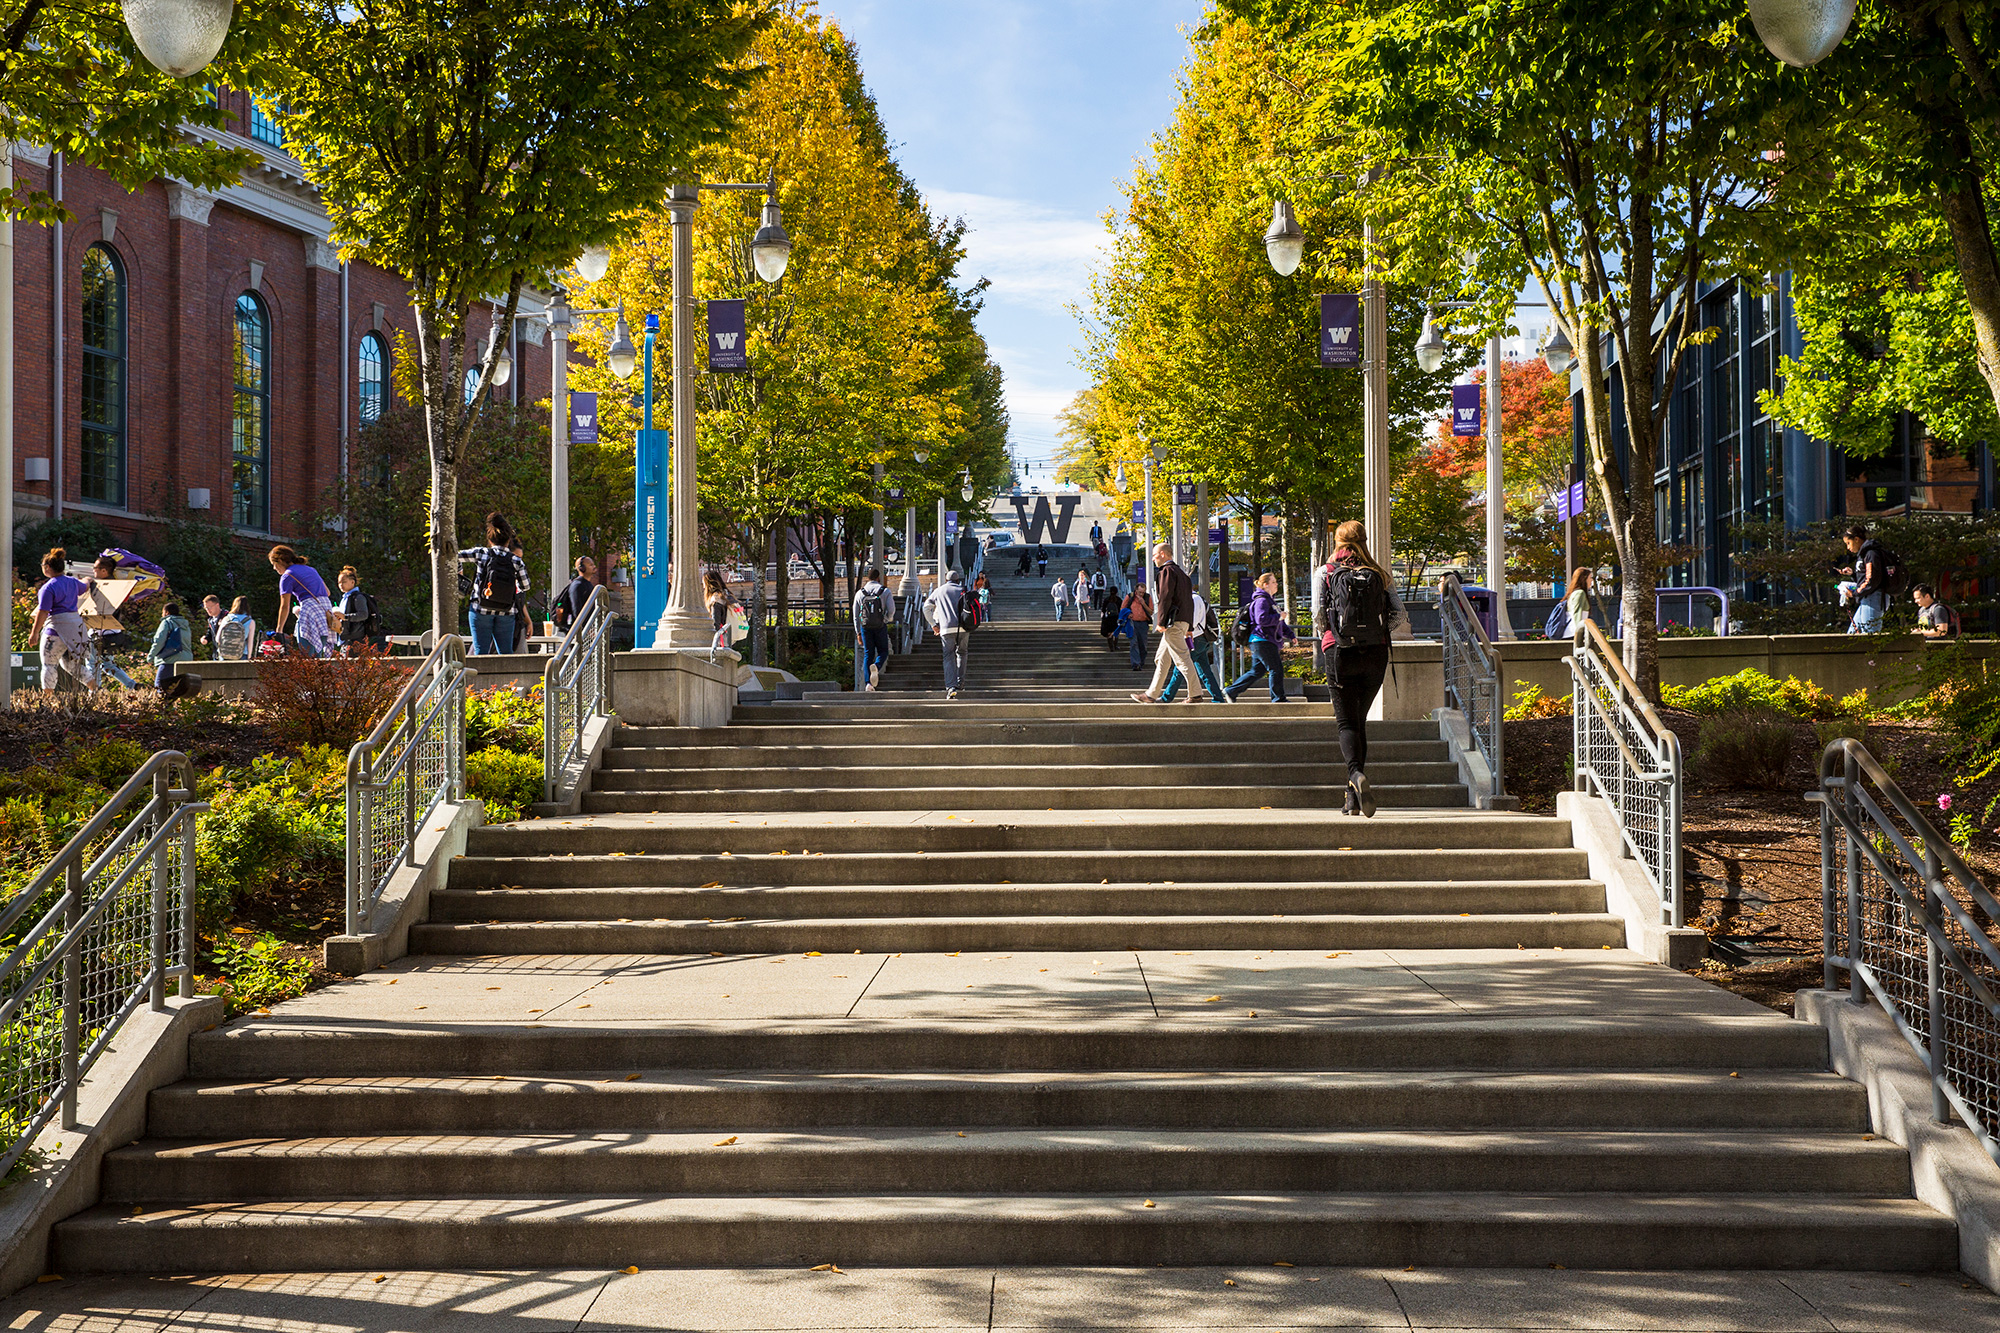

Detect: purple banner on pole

[707,299,748,372]
[945,510,959,538]
[1570,480,1586,516]
[568,391,598,444]
[1320,294,1360,368]
[1451,383,1482,437]
[1174,482,1197,506]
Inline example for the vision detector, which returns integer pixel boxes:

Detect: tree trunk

[413,302,463,645]
[751,527,770,668]
[1219,508,1233,609]
[775,523,792,670]
[1936,154,2000,426]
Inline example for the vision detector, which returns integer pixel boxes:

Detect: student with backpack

[1225,571,1295,702]
[554,556,598,631]
[1122,582,1153,670]
[1912,584,1960,639]
[1544,567,1594,643]
[1050,575,1070,621]
[216,597,258,661]
[1840,523,1902,634]
[456,512,532,654]
[1072,566,1092,618]
[334,567,384,655]
[1314,521,1405,818]
[149,600,195,689]
[268,545,338,658]
[852,565,894,691]
[925,569,974,699]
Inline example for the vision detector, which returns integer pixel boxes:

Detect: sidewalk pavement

[3,1265,1994,1331]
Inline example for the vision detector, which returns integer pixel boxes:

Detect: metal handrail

[545,587,617,804]
[1439,573,1505,802]
[1816,738,2000,1162]
[896,585,925,654]
[0,750,205,1175]
[345,636,468,934]
[1565,619,1683,925]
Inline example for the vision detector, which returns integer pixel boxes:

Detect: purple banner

[1557,479,1587,522]
[1451,383,1482,437]
[1174,482,1197,506]
[706,299,748,372]
[1320,294,1360,368]
[568,391,598,444]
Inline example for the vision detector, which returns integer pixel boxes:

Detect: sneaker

[1353,772,1377,819]
[869,662,881,689]
[946,688,959,700]
[1130,692,1158,705]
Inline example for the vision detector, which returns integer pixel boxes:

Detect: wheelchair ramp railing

[545,587,616,804]
[1439,572,1504,803]
[345,636,468,933]
[1565,619,1683,925]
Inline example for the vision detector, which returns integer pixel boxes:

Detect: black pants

[1328,643,1391,779]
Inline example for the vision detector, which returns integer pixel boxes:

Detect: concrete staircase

[49,594,1958,1275]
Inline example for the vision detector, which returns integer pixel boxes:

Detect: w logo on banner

[1451,383,1482,437]
[1012,495,1080,543]
[1320,294,1360,368]
[715,333,739,350]
[707,298,749,372]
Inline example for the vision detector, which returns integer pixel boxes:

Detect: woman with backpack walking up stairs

[1314,520,1402,819]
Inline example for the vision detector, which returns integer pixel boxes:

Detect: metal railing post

[60,861,80,1130]
[149,766,169,1012]
[1845,748,1864,1007]
[179,793,197,1000]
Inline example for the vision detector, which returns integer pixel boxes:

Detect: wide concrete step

[101,1129,1911,1203]
[463,815,1575,858]
[603,740,1449,770]
[637,721,1369,748]
[429,880,1608,920]
[146,1069,1873,1139]
[593,761,1466,793]
[581,783,1469,814]
[408,912,1627,954]
[731,703,1421,725]
[56,1191,1956,1273]
[188,1016,1833,1079]
[446,848,1591,889]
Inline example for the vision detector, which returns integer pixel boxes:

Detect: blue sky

[829,0,1208,476]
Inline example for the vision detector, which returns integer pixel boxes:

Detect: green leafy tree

[275,0,764,639]
[0,0,291,221]
[1392,443,1479,589]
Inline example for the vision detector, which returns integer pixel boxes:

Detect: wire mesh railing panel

[1821,740,2000,1158]
[1438,575,1503,801]
[544,590,616,806]
[0,753,203,1175]
[347,639,467,934]
[1567,626,1682,925]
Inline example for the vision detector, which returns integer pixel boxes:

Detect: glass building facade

[1576,273,1996,598]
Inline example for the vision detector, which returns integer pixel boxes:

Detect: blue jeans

[1226,637,1288,702]
[858,626,890,683]
[1129,622,1150,667]
[469,608,517,655]
[1849,593,1887,633]
[1161,639,1224,701]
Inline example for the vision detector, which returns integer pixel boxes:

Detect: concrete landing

[5,1265,1995,1331]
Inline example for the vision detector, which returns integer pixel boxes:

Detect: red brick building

[8,91,554,548]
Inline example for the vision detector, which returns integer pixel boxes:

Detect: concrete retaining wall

[613,650,741,727]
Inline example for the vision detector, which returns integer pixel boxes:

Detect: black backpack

[476,548,519,612]
[956,589,978,633]
[1864,541,1906,596]
[1231,609,1254,645]
[860,586,890,628]
[342,590,381,643]
[1320,562,1390,647]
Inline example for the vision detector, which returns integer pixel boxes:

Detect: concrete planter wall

[177,653,554,699]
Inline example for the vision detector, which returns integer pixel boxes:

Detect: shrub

[254,649,411,747]
[1505,681,1572,721]
[792,643,854,688]
[1814,718,1871,752]
[194,747,345,927]
[1696,708,1795,789]
[467,683,543,755]
[467,746,542,823]
[211,931,313,1011]
[1662,668,1845,721]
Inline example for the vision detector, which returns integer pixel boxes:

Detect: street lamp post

[657,176,791,651]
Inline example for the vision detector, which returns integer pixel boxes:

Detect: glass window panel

[358,333,385,426]
[233,293,270,530]
[79,244,125,507]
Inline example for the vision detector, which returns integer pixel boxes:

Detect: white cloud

[928,189,1110,316]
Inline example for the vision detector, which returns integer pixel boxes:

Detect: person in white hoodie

[851,565,894,692]
[1050,576,1070,621]
[1071,566,1091,618]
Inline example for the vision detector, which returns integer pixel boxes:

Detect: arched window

[357,332,386,425]
[233,293,271,531]
[79,244,126,507]
[463,366,482,405]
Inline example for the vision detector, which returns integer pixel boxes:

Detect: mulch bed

[1506,711,2000,1015]
[0,690,282,776]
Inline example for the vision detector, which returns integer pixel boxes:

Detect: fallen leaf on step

[1404,1266,1417,1272]
[1549,1264,1565,1270]
[624,1073,642,1082]
[36,1275,62,1284]
[1223,1280,1237,1287]
[1729,1071,1740,1078]
[386,979,398,985]
[623,1266,640,1275]
[486,986,501,991]
[373,1276,387,1284]
[1247,1010,1258,1017]
[805,951,823,957]
[414,1006,427,1011]
[957,1132,966,1137]
[578,1004,592,1009]
[714,1136,738,1146]
[701,881,724,888]
[1273,1261,1294,1267]
[1459,913,1471,917]
[1864,1133,1875,1140]
[1142,1200,1155,1208]
[1203,996,1221,1002]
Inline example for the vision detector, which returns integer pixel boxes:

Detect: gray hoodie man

[925,570,971,699]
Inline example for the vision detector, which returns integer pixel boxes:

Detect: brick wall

[8,146,556,553]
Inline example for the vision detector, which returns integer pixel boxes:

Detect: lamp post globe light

[488,324,513,387]
[1746,0,1856,67]
[751,199,793,282]
[1542,323,1575,374]
[577,245,612,284]
[606,311,639,381]
[1264,199,1305,278]
[122,0,233,78]
[1413,316,1449,375]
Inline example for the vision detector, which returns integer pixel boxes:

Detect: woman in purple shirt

[28,547,92,688]
[269,544,336,657]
